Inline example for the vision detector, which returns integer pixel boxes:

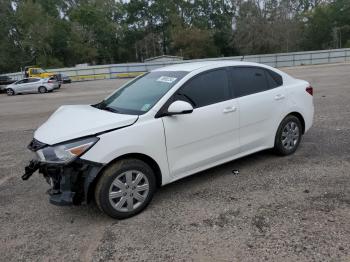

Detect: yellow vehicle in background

[24,66,62,88]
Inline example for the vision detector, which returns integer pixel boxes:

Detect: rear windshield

[96,71,188,115]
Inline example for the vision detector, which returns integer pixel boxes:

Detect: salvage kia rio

[23,61,314,219]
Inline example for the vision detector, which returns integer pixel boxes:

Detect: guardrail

[2,48,350,82]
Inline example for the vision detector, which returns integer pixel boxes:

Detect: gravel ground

[0,64,349,262]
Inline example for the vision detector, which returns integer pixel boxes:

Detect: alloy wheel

[39,86,47,93]
[281,121,300,150]
[7,89,14,95]
[109,170,149,212]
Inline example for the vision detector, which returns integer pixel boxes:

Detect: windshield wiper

[92,100,106,109]
[92,102,120,114]
[102,106,119,113]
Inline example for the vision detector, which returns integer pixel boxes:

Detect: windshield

[96,71,188,115]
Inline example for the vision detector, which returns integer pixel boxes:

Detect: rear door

[230,67,287,152]
[27,78,41,92]
[162,68,240,179]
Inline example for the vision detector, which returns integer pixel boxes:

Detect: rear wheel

[6,88,15,96]
[274,115,302,156]
[38,86,47,93]
[95,159,156,219]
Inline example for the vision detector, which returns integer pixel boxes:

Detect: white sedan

[23,61,314,219]
[6,77,59,95]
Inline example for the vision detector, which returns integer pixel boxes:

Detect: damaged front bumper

[23,156,104,206]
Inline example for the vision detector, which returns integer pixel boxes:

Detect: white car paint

[34,105,138,145]
[167,100,193,114]
[33,61,314,186]
[163,99,240,179]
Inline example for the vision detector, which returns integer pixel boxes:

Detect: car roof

[152,60,272,72]
[18,77,40,80]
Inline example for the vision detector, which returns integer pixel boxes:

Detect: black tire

[6,88,15,96]
[274,115,302,156]
[95,159,156,219]
[38,86,47,93]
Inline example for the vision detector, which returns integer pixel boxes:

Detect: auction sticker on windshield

[156,76,177,83]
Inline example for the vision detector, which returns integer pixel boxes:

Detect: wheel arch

[273,111,306,145]
[287,111,305,134]
[86,153,162,203]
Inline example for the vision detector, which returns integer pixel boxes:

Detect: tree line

[0,0,349,73]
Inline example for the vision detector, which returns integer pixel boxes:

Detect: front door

[16,79,31,92]
[162,68,240,179]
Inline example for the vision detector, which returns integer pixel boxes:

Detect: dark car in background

[0,76,16,92]
[62,74,72,84]
[0,76,16,85]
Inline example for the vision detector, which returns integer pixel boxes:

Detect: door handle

[274,94,285,101]
[223,106,237,113]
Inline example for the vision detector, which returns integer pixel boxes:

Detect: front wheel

[6,88,15,96]
[95,159,156,219]
[274,115,302,156]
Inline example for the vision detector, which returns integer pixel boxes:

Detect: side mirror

[167,100,193,116]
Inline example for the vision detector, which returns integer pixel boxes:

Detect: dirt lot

[0,63,350,262]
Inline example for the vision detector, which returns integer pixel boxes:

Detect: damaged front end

[23,138,103,206]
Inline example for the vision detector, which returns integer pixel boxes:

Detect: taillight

[306,86,313,96]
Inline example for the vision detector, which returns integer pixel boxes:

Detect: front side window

[31,68,45,74]
[97,71,188,115]
[178,69,230,108]
[17,79,28,84]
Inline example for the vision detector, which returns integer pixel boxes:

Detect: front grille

[28,138,47,152]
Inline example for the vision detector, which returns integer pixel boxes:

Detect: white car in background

[6,77,59,96]
[23,61,314,219]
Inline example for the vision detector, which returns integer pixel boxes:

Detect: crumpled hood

[34,105,138,145]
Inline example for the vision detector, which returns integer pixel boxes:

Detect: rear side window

[265,69,283,88]
[178,69,230,108]
[231,67,269,97]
